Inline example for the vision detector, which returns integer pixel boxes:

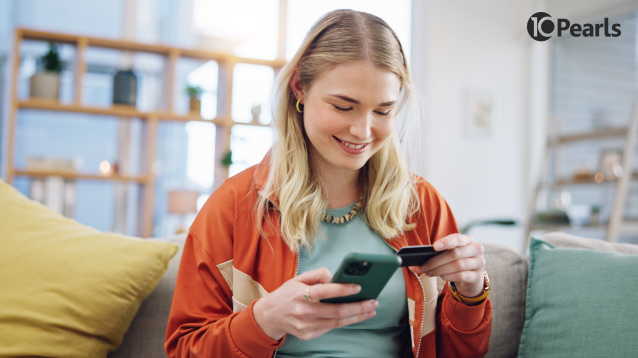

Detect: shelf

[556,127,628,144]
[18,99,227,123]
[555,172,638,186]
[157,112,226,123]
[13,169,148,183]
[18,28,287,68]
[19,99,154,118]
[535,173,638,188]
[18,99,276,127]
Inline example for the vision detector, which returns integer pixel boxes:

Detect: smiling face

[292,61,401,177]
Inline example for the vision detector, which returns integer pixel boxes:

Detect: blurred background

[0,0,636,252]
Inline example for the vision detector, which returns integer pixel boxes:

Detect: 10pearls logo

[527,12,621,41]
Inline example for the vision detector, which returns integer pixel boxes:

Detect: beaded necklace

[320,199,363,224]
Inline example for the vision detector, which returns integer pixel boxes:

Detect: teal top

[276,201,409,357]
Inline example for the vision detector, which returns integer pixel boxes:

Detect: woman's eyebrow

[329,94,396,107]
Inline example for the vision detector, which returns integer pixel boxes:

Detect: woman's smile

[333,136,370,153]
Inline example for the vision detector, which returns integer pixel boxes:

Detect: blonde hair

[257,9,419,251]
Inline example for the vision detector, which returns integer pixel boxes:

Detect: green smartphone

[321,252,402,304]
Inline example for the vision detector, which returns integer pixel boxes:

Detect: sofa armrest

[483,243,527,358]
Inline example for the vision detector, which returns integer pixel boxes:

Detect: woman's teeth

[337,138,367,149]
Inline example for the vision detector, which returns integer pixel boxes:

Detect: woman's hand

[253,267,378,341]
[409,234,486,298]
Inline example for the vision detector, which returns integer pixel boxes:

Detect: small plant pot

[30,71,60,100]
[189,98,201,113]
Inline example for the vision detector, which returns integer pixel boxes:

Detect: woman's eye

[333,105,353,112]
[375,110,391,116]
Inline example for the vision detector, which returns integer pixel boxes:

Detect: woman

[165,9,491,358]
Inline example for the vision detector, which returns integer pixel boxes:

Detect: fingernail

[369,300,379,308]
[434,242,444,251]
[351,284,361,293]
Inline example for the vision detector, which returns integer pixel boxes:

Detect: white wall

[411,0,534,252]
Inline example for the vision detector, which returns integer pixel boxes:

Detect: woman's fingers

[305,282,360,302]
[422,255,485,277]
[408,233,487,297]
[421,237,484,273]
[433,233,473,251]
[254,267,379,341]
[289,299,378,340]
[295,309,378,341]
[295,267,333,285]
[408,234,479,274]
[311,297,379,319]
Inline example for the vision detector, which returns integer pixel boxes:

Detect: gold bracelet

[448,271,490,304]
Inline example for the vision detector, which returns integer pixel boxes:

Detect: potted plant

[186,85,203,113]
[220,150,233,168]
[30,42,64,100]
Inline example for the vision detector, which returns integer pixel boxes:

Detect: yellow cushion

[0,180,178,357]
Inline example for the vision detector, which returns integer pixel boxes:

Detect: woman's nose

[349,113,372,140]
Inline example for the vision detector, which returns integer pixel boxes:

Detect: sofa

[3,179,636,357]
[109,231,638,358]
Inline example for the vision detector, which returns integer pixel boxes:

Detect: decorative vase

[30,71,60,100]
[189,98,201,113]
[112,69,138,106]
[251,104,261,123]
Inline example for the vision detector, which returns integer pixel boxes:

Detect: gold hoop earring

[296,98,304,113]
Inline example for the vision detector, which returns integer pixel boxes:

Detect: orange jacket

[165,160,491,358]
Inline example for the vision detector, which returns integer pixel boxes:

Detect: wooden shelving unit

[527,101,638,244]
[5,28,286,237]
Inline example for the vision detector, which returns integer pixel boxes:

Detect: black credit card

[395,245,443,267]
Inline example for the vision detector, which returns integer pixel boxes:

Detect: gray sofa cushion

[483,243,528,358]
[108,234,186,358]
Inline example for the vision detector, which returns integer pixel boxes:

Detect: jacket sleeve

[418,179,492,357]
[436,287,492,358]
[164,185,284,358]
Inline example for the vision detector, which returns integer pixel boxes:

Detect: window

[231,64,274,124]
[193,0,280,60]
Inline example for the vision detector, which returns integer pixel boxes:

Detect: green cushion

[518,238,638,358]
[0,180,178,357]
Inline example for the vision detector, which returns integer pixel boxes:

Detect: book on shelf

[27,157,77,217]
